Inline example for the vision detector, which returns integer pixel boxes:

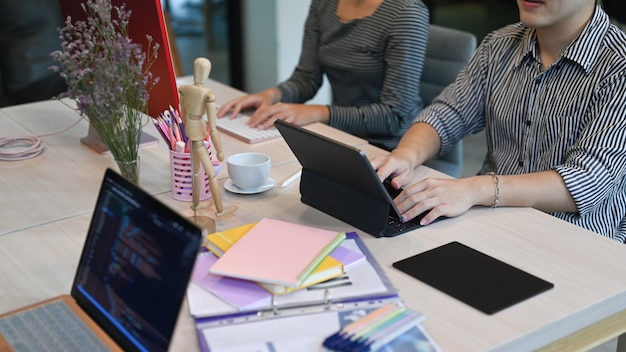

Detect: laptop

[275,120,431,238]
[0,169,202,352]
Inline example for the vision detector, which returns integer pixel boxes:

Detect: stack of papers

[188,230,383,317]
[203,220,365,295]
[209,218,346,289]
[186,222,416,352]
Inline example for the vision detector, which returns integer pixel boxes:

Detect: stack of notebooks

[205,218,364,295]
[187,218,437,351]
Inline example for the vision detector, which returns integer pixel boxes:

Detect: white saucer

[224,178,276,194]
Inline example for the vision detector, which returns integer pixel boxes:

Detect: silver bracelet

[487,172,500,208]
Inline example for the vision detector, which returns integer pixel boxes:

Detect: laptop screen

[71,169,201,352]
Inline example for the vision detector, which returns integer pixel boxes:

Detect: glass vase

[115,157,140,184]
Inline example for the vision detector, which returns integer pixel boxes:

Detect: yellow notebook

[257,256,343,295]
[205,221,344,295]
[205,222,257,257]
[209,218,346,290]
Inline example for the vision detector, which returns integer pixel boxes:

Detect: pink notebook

[210,218,346,287]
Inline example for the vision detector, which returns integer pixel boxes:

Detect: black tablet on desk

[393,241,554,314]
[274,119,431,238]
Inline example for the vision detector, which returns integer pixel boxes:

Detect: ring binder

[198,296,402,330]
[190,232,403,350]
[324,289,332,309]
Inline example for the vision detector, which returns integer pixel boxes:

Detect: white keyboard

[216,112,282,144]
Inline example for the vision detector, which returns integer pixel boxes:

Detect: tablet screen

[392,241,554,314]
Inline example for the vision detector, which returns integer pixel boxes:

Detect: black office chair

[603,0,626,24]
[0,1,67,107]
[421,25,477,178]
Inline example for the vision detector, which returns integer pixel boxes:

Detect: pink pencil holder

[169,150,212,202]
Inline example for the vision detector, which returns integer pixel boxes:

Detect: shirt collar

[513,5,610,74]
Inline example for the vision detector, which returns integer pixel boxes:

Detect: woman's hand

[247,103,330,129]
[372,148,495,225]
[394,177,485,225]
[371,149,416,188]
[217,88,329,129]
[217,88,280,120]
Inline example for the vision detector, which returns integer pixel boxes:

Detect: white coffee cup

[226,152,271,190]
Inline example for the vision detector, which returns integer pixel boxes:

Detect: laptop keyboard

[384,179,427,235]
[387,215,417,233]
[216,112,282,144]
[0,300,110,351]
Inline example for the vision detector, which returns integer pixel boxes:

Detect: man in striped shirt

[373,0,626,243]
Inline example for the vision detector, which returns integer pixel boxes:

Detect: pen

[165,118,177,147]
[348,307,406,342]
[157,115,174,149]
[165,112,182,143]
[280,170,302,188]
[152,117,172,150]
[323,304,398,349]
[323,304,424,352]
[332,307,407,351]
[360,311,424,351]
[175,141,186,153]
[172,107,188,144]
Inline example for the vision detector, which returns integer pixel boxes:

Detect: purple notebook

[330,242,366,271]
[191,253,271,309]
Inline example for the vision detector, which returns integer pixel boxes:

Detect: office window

[164,0,243,89]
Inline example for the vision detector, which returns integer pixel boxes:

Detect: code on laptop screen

[73,170,200,352]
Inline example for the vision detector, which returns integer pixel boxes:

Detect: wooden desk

[2,82,626,351]
[0,79,365,235]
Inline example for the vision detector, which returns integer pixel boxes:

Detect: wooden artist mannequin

[179,58,236,228]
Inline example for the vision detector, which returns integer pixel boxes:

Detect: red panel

[57,0,180,118]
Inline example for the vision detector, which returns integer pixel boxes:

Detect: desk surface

[0,81,365,236]
[1,80,626,352]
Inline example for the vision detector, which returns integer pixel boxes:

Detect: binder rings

[187,232,400,351]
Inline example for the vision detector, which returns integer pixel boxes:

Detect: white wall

[242,0,330,104]
[241,0,277,94]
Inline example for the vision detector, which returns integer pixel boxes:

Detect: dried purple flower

[50,0,159,164]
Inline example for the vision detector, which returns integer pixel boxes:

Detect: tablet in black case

[392,241,554,314]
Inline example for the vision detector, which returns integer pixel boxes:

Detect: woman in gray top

[218,0,429,150]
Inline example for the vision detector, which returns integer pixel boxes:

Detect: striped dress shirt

[276,0,429,150]
[417,6,626,242]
